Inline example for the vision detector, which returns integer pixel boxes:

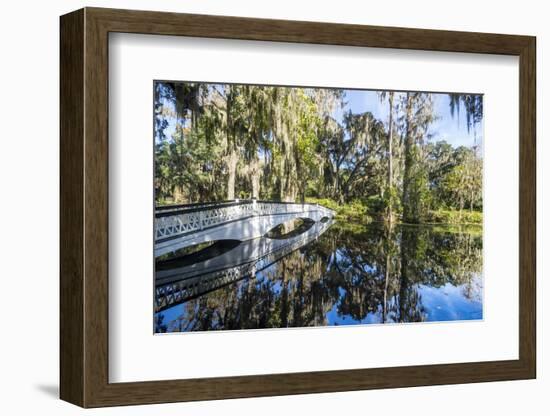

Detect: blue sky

[343,90,482,149]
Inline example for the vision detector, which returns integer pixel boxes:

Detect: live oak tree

[154,82,482,224]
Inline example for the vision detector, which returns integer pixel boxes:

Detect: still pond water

[154,222,482,333]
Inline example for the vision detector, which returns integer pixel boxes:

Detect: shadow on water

[264,218,315,239]
[154,218,333,302]
[156,239,241,271]
[155,221,483,333]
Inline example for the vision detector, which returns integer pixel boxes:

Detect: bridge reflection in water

[155,216,334,313]
[155,218,484,333]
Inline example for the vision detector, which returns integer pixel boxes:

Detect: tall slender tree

[401,92,435,223]
[379,91,396,223]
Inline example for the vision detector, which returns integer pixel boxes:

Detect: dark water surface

[155,222,483,333]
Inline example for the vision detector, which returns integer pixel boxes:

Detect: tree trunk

[251,158,261,199]
[299,182,306,204]
[387,92,394,223]
[225,85,238,200]
[402,93,416,223]
[173,185,185,204]
[334,164,340,201]
[226,149,238,200]
[279,158,286,201]
[383,220,394,322]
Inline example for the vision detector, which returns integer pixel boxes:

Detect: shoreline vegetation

[156,195,483,228]
[304,197,482,226]
[154,82,483,228]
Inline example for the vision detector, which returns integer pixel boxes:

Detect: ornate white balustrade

[155,200,330,243]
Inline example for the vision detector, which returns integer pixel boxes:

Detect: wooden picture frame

[60,7,536,408]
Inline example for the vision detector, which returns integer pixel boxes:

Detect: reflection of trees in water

[156,224,482,332]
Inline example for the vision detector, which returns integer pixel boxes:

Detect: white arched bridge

[155,199,335,257]
[155,216,334,312]
[154,200,335,312]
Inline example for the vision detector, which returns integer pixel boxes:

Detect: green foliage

[426,209,483,225]
[306,197,373,223]
[402,160,431,223]
[154,81,483,225]
[382,185,401,218]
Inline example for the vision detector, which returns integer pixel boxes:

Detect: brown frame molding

[60,7,536,408]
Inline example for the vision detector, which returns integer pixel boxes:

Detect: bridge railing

[155,200,333,242]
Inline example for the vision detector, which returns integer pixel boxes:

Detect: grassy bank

[307,197,482,226]
[305,197,374,223]
[425,209,482,225]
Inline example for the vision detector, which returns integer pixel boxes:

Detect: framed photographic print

[60,7,536,407]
